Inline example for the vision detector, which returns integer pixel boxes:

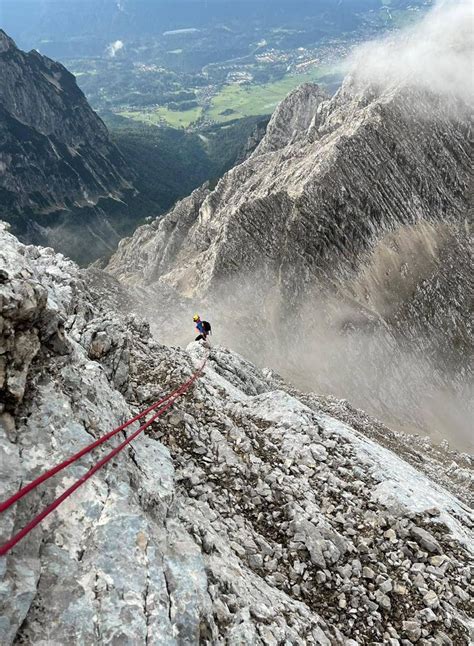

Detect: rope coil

[0,354,207,557]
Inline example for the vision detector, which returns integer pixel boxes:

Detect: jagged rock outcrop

[1,225,473,645]
[107,76,472,446]
[109,184,212,289]
[253,83,328,155]
[0,30,136,263]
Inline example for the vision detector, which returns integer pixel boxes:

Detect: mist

[137,241,473,455]
[106,39,124,57]
[347,0,474,102]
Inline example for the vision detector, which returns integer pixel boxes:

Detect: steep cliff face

[0,30,135,263]
[107,77,472,445]
[1,225,473,645]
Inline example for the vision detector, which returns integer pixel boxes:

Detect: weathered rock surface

[253,83,328,155]
[1,225,473,644]
[0,29,135,263]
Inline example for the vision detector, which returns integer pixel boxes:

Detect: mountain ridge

[108,79,470,297]
[107,76,472,446]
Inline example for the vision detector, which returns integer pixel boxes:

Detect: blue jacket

[196,321,206,335]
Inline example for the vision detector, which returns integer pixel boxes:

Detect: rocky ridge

[108,79,470,305]
[106,77,472,447]
[1,224,473,644]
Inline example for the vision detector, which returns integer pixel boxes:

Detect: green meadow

[120,105,203,129]
[208,66,337,123]
[119,65,340,129]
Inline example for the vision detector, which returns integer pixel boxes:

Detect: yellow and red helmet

[193,314,200,322]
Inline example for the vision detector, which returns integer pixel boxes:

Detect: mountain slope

[0,30,136,263]
[1,223,473,645]
[104,113,269,219]
[108,79,470,301]
[106,73,472,447]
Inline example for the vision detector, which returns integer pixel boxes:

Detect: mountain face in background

[0,29,270,264]
[109,79,470,303]
[108,78,472,447]
[0,30,139,263]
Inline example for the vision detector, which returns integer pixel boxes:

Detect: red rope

[1,359,205,514]
[0,355,207,557]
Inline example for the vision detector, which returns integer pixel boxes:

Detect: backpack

[202,321,212,334]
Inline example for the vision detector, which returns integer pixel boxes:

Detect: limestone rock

[410,526,442,554]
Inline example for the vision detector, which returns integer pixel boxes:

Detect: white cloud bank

[106,40,124,58]
[348,0,473,102]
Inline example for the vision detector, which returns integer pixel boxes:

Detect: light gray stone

[410,527,442,554]
[423,590,439,609]
[402,620,422,642]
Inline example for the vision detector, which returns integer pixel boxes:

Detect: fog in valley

[137,263,472,454]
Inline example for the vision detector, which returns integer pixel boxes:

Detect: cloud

[348,0,473,102]
[106,40,124,58]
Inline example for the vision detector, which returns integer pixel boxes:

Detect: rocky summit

[0,30,134,263]
[1,222,473,644]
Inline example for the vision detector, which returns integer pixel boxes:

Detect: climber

[194,314,211,344]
